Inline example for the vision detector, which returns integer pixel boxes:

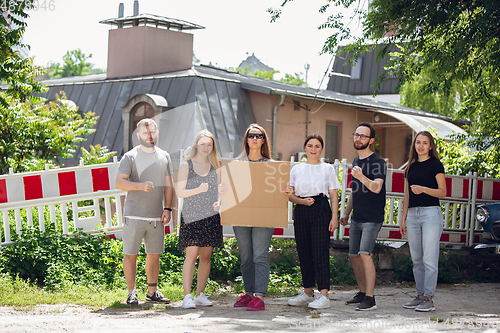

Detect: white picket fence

[1,157,499,247]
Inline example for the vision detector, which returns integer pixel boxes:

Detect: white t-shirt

[290,162,340,198]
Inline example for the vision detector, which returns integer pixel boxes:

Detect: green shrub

[0,226,123,289]
[210,245,240,282]
[0,230,243,292]
[392,255,414,282]
[330,256,357,286]
[437,251,461,284]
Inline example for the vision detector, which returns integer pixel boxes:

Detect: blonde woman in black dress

[177,130,225,309]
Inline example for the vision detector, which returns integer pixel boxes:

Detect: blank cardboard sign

[220,159,290,228]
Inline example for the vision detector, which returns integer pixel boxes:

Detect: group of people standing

[116,119,446,313]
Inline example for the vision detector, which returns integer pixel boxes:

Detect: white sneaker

[182,294,196,309]
[194,292,213,307]
[287,290,314,306]
[308,294,330,309]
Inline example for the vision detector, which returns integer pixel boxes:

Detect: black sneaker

[126,291,138,305]
[356,296,377,311]
[345,291,366,305]
[146,289,171,304]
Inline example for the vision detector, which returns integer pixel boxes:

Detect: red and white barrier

[0,161,175,246]
[1,158,497,247]
[0,165,118,205]
[476,178,500,201]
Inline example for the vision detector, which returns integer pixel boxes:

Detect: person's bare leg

[123,254,138,291]
[303,287,314,296]
[145,253,161,294]
[351,256,366,293]
[182,246,199,295]
[360,253,376,297]
[195,247,213,296]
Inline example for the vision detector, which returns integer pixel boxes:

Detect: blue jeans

[233,226,274,297]
[349,220,382,256]
[406,206,443,298]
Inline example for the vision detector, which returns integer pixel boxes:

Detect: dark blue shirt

[351,153,387,223]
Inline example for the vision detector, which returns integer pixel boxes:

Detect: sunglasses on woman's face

[247,133,264,139]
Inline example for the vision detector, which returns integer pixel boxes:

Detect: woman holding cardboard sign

[232,123,281,311]
[177,130,226,309]
[286,134,340,309]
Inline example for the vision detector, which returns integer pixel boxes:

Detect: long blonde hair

[237,123,272,159]
[405,131,440,177]
[184,130,219,168]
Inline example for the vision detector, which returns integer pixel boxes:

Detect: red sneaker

[246,297,265,311]
[234,294,253,307]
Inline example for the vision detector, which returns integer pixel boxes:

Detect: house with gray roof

[327,44,402,104]
[37,8,465,171]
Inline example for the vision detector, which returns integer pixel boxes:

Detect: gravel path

[1,283,499,332]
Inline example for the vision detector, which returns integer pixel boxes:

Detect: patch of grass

[107,301,132,309]
[0,273,183,310]
[231,276,244,294]
[310,312,321,318]
[430,317,443,323]
[144,304,165,310]
[50,308,65,313]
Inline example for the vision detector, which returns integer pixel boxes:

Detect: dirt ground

[1,283,499,333]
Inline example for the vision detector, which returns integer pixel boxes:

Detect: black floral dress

[177,160,223,252]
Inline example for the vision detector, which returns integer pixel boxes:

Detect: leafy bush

[81,144,116,165]
[210,242,240,282]
[0,230,243,292]
[437,251,461,284]
[392,255,414,282]
[0,227,123,290]
[330,256,357,286]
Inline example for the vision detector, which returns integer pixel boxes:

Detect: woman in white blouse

[286,134,340,309]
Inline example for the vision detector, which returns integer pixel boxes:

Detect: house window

[325,123,339,163]
[129,102,155,147]
[350,57,363,80]
[122,94,169,152]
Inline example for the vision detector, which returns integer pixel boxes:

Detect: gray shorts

[349,220,382,257]
[122,218,165,255]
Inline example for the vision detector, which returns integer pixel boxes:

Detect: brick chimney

[100,2,204,79]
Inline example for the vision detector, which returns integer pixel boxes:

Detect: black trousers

[293,194,332,291]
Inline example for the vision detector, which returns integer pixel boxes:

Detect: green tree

[1,1,45,107]
[193,53,200,65]
[81,144,116,165]
[434,132,499,178]
[2,5,101,174]
[280,73,308,86]
[233,66,279,80]
[48,49,103,78]
[270,0,500,173]
[0,92,98,174]
[252,69,278,80]
[399,63,475,117]
[232,66,307,86]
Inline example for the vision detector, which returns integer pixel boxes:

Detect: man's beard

[354,141,370,151]
[140,136,157,148]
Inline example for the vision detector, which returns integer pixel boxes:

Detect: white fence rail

[1,157,499,247]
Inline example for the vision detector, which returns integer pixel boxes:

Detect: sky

[23,0,365,89]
